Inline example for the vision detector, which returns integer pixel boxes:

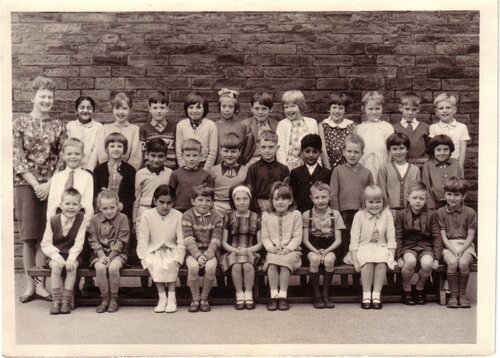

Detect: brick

[413,34,452,43]
[377,55,415,66]
[302,66,339,78]
[258,44,296,54]
[316,79,349,90]
[46,45,78,54]
[93,55,127,66]
[11,32,22,44]
[297,43,339,55]
[146,66,184,77]
[263,67,301,78]
[60,13,115,22]
[457,102,479,113]
[442,79,478,90]
[246,78,316,89]
[20,55,70,66]
[187,34,232,43]
[457,55,479,67]
[183,66,225,77]
[95,77,125,89]
[207,43,258,54]
[415,55,456,66]
[12,44,46,55]
[12,66,42,78]
[278,13,352,24]
[217,55,245,65]
[107,43,156,55]
[12,101,34,112]
[159,44,208,55]
[100,34,120,44]
[337,43,366,55]
[43,23,81,33]
[68,78,94,89]
[435,44,467,55]
[129,23,175,33]
[313,55,353,66]
[62,33,101,44]
[111,66,147,77]
[113,12,163,23]
[232,33,288,44]
[459,92,479,103]
[385,78,412,90]
[464,67,479,78]
[170,55,216,66]
[452,34,479,44]
[192,78,213,89]
[466,45,479,54]
[429,67,466,78]
[128,55,169,66]
[18,13,62,22]
[353,55,377,66]
[43,66,80,77]
[397,67,428,77]
[226,66,264,77]
[55,90,81,101]
[395,45,434,55]
[80,66,111,77]
[126,77,190,90]
[339,67,397,78]
[245,55,276,66]
[144,34,188,43]
[275,55,312,66]
[82,90,112,102]
[21,32,64,44]
[365,45,395,55]
[214,78,247,89]
[412,79,441,90]
[348,78,385,90]
[230,13,280,24]
[351,34,384,43]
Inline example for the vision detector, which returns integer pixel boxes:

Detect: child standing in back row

[276,90,319,171]
[355,91,394,183]
[319,93,356,171]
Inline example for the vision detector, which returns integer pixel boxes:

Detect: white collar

[75,119,97,128]
[61,215,75,226]
[306,163,318,174]
[324,117,353,129]
[400,118,419,127]
[438,119,457,128]
[193,209,211,218]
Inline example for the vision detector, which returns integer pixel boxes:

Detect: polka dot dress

[322,121,356,170]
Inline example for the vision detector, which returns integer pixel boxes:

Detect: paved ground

[11,272,477,346]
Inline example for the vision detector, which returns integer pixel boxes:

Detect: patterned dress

[220,211,261,272]
[321,118,356,170]
[286,119,311,170]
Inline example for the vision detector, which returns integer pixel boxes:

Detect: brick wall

[11,11,479,269]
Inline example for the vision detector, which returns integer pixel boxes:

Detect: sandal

[371,298,382,310]
[234,299,245,310]
[361,298,371,310]
[244,299,256,310]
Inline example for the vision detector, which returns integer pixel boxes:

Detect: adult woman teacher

[13,76,68,303]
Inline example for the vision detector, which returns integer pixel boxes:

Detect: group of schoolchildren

[23,79,477,316]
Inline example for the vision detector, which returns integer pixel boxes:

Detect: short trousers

[403,248,434,262]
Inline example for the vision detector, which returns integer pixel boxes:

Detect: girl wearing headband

[220,183,262,310]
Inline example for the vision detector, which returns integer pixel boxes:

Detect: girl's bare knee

[242,263,254,274]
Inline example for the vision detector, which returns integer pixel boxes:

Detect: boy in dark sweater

[245,130,289,214]
[41,188,86,315]
[290,134,331,213]
[169,138,213,213]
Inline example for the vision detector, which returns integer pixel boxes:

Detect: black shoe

[188,300,200,313]
[323,296,335,309]
[371,298,382,310]
[267,297,278,311]
[415,290,426,305]
[234,300,245,310]
[402,291,416,305]
[361,299,371,310]
[313,296,325,309]
[278,297,289,311]
[244,299,256,310]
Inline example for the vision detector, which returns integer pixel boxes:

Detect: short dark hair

[146,137,168,154]
[152,184,174,207]
[184,92,209,118]
[427,134,455,157]
[220,132,243,150]
[75,96,96,111]
[104,132,128,154]
[250,91,274,109]
[149,91,169,105]
[301,134,322,151]
[327,93,351,108]
[191,183,214,200]
[444,177,468,194]
[386,132,411,151]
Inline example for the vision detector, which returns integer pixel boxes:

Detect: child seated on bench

[395,182,442,306]
[137,185,185,313]
[41,188,86,315]
[302,182,344,309]
[436,177,477,309]
[88,190,130,313]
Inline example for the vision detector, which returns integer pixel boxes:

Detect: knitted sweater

[139,121,177,170]
[378,162,421,209]
[175,118,218,170]
[330,163,374,212]
[133,166,172,222]
[169,167,213,212]
[182,208,223,260]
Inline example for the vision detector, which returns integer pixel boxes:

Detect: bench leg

[438,271,447,305]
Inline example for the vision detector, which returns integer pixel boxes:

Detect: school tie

[64,170,75,190]
[406,121,414,131]
[154,122,165,132]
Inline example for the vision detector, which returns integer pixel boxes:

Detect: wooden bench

[27,263,477,307]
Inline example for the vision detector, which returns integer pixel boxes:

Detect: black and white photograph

[1,0,497,356]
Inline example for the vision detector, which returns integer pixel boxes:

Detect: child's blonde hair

[344,133,365,151]
[282,90,306,113]
[32,76,55,94]
[258,130,278,144]
[310,181,331,195]
[96,189,122,210]
[434,92,457,107]
[61,187,82,203]
[62,137,84,153]
[111,92,132,109]
[218,88,240,114]
[361,185,388,209]
[269,180,296,212]
[181,137,202,153]
[399,91,421,107]
[361,91,385,107]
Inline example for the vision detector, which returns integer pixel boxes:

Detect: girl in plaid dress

[221,184,262,310]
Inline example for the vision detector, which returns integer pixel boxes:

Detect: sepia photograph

[1,0,497,356]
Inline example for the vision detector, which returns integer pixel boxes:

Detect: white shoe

[154,298,167,313]
[165,300,177,313]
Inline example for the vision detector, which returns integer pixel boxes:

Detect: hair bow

[218,88,240,98]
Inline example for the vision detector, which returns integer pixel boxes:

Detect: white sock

[158,291,167,301]
[244,290,253,301]
[278,290,287,298]
[362,291,371,301]
[236,291,244,301]
[167,291,176,302]
[372,291,381,300]
[270,289,279,298]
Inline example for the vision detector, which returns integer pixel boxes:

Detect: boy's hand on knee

[397,258,404,268]
[66,260,77,272]
[99,256,110,266]
[55,257,66,269]
[198,255,207,266]
[432,259,439,270]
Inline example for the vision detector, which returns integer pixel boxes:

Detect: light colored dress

[356,120,394,184]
